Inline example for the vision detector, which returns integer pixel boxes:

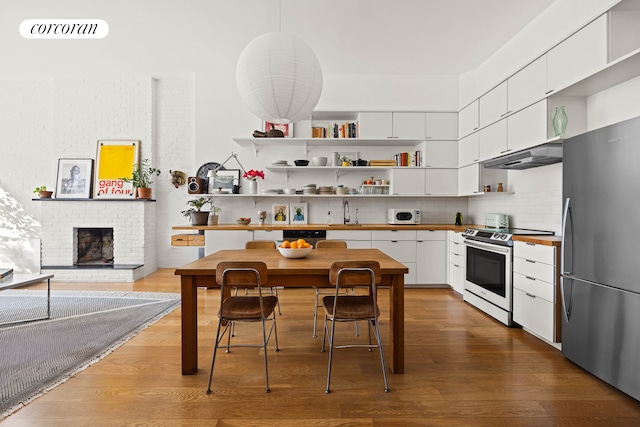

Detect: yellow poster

[94,140,139,198]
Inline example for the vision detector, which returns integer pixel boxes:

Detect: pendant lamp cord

[278,0,282,32]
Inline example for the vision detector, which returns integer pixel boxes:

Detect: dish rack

[360,185,390,195]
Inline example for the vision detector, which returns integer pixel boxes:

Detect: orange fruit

[290,242,299,249]
[297,238,306,246]
[303,242,311,248]
[281,240,290,248]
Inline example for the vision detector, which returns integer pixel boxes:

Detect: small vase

[552,106,568,137]
[249,180,258,195]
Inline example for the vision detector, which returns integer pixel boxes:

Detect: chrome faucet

[343,200,350,224]
[355,208,359,225]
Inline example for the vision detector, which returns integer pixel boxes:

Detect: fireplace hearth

[75,228,114,266]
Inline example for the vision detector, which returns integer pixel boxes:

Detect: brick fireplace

[39,200,157,282]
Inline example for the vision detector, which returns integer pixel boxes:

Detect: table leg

[181,275,198,375]
[389,273,405,374]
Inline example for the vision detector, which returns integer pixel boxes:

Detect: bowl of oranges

[278,239,313,258]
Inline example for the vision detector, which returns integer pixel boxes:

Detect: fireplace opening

[74,228,114,266]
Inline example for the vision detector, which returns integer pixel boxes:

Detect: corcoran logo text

[20,19,109,39]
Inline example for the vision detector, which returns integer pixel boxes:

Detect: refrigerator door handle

[560,275,572,322]
[561,197,572,276]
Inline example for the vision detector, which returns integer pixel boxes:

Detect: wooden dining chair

[244,240,281,315]
[206,261,279,394]
[321,260,389,393]
[312,240,357,337]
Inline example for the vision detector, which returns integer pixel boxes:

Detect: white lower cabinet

[326,229,371,248]
[512,241,559,343]
[204,230,254,256]
[416,230,446,285]
[371,230,417,286]
[448,231,465,294]
[253,229,284,246]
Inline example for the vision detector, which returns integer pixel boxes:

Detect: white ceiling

[281,0,557,75]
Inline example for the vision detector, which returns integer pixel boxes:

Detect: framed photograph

[272,203,289,224]
[210,169,240,193]
[337,151,359,163]
[55,158,94,199]
[290,202,308,225]
[94,140,140,199]
[264,121,293,138]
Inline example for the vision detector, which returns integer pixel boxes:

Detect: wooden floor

[2,268,639,426]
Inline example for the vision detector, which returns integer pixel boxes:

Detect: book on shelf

[311,121,359,138]
[0,268,14,282]
[393,150,422,167]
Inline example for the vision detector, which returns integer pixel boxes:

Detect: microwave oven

[387,209,421,225]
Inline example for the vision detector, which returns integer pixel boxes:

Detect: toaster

[485,213,509,229]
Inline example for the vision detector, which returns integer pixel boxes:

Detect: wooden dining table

[174,248,408,375]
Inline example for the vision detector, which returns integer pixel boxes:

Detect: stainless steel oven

[463,238,513,325]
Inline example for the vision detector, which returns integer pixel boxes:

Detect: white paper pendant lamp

[236,32,323,124]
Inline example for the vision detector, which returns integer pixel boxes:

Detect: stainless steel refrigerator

[562,115,640,401]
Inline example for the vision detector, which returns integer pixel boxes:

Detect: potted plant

[33,186,53,198]
[182,197,220,226]
[122,158,161,199]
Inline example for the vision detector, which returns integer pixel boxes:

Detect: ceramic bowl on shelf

[294,160,309,166]
[278,246,313,259]
[284,188,296,194]
[236,218,251,225]
[311,156,328,166]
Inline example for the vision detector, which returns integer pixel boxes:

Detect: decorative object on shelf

[455,212,463,226]
[169,170,186,188]
[208,211,219,225]
[264,122,292,137]
[196,162,223,192]
[121,158,161,200]
[483,185,491,192]
[552,105,568,137]
[294,160,309,166]
[55,158,94,199]
[243,169,264,195]
[204,153,249,194]
[290,202,308,225]
[182,197,218,226]
[331,152,340,166]
[236,217,251,225]
[94,140,139,199]
[257,210,267,226]
[497,182,504,192]
[209,169,241,194]
[272,203,289,224]
[311,156,327,166]
[236,31,323,124]
[187,176,206,194]
[33,185,53,198]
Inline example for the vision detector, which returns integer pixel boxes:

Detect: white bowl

[278,246,313,259]
[284,188,296,195]
[311,156,328,166]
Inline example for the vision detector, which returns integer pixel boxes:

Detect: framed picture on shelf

[55,158,94,199]
[264,121,293,137]
[210,169,240,193]
[337,151,359,164]
[94,140,139,199]
[272,203,289,224]
[290,202,308,225]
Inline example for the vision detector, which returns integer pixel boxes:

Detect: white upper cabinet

[547,14,608,94]
[425,169,458,195]
[508,55,548,113]
[478,120,507,161]
[392,112,426,139]
[423,140,458,168]
[507,100,549,152]
[425,112,458,140]
[358,112,393,139]
[458,100,479,139]
[458,132,479,167]
[479,81,508,128]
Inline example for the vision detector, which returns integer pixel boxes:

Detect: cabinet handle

[424,164,432,167]
[525,292,536,298]
[525,259,536,264]
[525,276,536,281]
[391,240,398,243]
[453,264,460,268]
[545,89,555,95]
[387,136,399,139]
[473,127,478,131]
[526,242,536,246]
[499,149,512,154]
[425,136,433,139]
[473,159,479,162]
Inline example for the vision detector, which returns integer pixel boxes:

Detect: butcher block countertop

[172,223,561,247]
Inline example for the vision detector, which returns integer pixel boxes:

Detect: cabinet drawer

[327,229,371,241]
[449,250,465,263]
[513,288,554,342]
[172,234,204,247]
[513,272,554,302]
[513,257,554,283]
[449,231,465,244]
[416,230,445,241]
[371,230,416,241]
[372,240,416,262]
[514,241,555,265]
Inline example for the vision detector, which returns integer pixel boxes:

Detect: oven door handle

[464,239,511,254]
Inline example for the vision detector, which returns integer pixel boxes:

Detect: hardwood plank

[3,270,639,427]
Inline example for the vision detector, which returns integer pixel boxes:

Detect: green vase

[552,106,568,137]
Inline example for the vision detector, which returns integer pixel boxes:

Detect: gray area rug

[0,290,181,420]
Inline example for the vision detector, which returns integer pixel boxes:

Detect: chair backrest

[315,240,347,249]
[245,240,277,250]
[216,261,268,288]
[329,260,381,287]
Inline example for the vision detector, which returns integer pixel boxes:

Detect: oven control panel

[463,228,513,244]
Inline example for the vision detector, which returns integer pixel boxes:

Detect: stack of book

[368,159,396,167]
[311,122,359,138]
[393,150,422,166]
[1,268,14,282]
